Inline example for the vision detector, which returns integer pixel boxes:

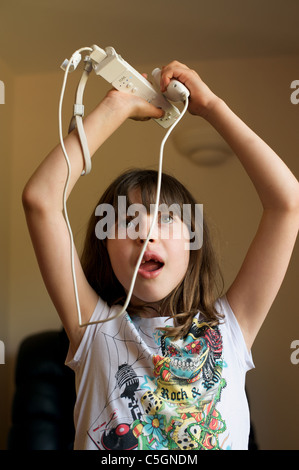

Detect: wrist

[99,90,132,120]
[195,94,223,120]
[200,96,226,121]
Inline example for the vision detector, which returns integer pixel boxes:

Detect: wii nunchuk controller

[151,67,190,103]
[89,45,189,128]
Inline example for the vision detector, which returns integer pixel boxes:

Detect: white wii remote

[89,45,183,128]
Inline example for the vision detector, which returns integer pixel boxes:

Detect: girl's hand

[102,89,164,122]
[159,61,220,118]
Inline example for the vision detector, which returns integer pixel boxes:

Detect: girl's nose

[138,237,155,244]
[135,216,158,244]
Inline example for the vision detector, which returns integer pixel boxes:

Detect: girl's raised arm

[161,62,299,350]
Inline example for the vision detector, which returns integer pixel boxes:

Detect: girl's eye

[127,220,135,228]
[117,218,134,229]
[160,213,174,224]
[118,218,135,228]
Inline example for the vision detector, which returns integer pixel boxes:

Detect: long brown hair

[81,168,224,338]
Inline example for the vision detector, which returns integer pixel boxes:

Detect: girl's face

[106,188,190,310]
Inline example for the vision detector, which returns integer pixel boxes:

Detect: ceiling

[0,0,299,75]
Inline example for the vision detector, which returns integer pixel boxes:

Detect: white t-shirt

[66,295,254,450]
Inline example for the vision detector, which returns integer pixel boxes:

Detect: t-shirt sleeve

[65,296,116,370]
[217,295,255,372]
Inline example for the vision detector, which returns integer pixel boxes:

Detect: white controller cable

[59,49,189,327]
[59,47,92,326]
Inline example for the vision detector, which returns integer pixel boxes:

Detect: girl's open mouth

[138,252,164,279]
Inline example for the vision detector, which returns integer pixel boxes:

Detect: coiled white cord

[59,49,189,327]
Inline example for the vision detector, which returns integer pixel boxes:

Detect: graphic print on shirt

[87,318,227,450]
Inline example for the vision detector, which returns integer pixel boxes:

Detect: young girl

[22,61,299,450]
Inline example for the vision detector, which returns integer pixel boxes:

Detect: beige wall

[0,57,14,449]
[1,54,298,449]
